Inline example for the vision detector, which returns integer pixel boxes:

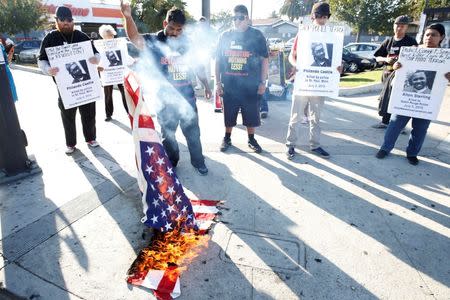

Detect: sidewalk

[1,68,449,299]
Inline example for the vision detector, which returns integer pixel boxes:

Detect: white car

[18,48,40,63]
[344,42,380,59]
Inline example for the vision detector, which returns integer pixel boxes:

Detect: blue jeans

[381,114,431,157]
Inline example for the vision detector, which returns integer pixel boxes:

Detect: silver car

[18,48,40,63]
[344,42,380,59]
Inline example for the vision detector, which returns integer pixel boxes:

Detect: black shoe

[220,138,232,152]
[105,116,112,121]
[311,147,329,158]
[260,111,268,119]
[248,139,262,153]
[376,149,388,159]
[371,122,388,129]
[170,159,178,167]
[407,156,419,165]
[286,146,295,160]
[196,165,208,175]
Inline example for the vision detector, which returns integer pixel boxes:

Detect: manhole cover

[222,230,304,271]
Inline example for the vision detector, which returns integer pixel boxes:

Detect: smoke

[132,23,218,126]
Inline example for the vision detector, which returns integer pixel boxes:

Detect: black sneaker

[286,146,295,160]
[105,116,112,121]
[376,149,388,159]
[371,122,388,129]
[406,156,419,165]
[248,139,262,153]
[220,138,232,152]
[311,147,329,158]
[197,165,208,175]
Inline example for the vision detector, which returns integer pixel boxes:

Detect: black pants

[104,84,128,118]
[58,98,96,147]
[157,103,204,168]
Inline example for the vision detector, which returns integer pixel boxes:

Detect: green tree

[130,0,193,32]
[211,10,232,33]
[279,0,316,21]
[0,0,47,36]
[329,0,416,41]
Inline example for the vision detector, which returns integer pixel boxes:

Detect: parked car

[344,42,380,59]
[13,40,42,61]
[18,48,40,63]
[342,48,376,73]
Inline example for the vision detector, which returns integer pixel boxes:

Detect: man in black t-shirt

[372,15,418,128]
[215,4,269,153]
[121,2,211,175]
[38,6,100,155]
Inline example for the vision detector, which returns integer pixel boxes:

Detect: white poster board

[94,37,128,86]
[0,48,5,64]
[293,25,344,98]
[388,47,450,120]
[45,41,103,109]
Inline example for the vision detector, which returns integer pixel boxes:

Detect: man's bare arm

[120,0,145,50]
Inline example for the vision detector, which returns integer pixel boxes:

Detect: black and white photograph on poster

[45,41,103,109]
[388,47,450,120]
[94,37,128,86]
[66,60,91,84]
[310,43,333,67]
[402,70,435,94]
[106,50,122,67]
[293,24,344,97]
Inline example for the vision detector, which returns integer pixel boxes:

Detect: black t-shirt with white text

[374,35,418,70]
[216,27,268,95]
[143,31,196,104]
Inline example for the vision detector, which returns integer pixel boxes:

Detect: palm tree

[280,0,316,21]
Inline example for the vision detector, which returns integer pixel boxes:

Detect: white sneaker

[87,140,99,148]
[65,146,76,155]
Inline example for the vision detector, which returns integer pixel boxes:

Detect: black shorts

[222,92,261,127]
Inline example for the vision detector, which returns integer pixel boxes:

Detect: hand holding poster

[46,41,103,109]
[388,47,450,120]
[293,25,344,97]
[94,37,128,86]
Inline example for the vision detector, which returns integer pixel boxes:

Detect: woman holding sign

[376,23,450,165]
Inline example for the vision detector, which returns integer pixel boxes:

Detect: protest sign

[0,51,5,64]
[388,47,450,120]
[94,37,128,86]
[293,25,344,98]
[46,41,103,109]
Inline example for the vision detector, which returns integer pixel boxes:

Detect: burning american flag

[122,72,220,299]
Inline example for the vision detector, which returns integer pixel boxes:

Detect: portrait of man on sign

[310,42,332,67]
[106,50,122,67]
[66,60,91,84]
[403,70,436,95]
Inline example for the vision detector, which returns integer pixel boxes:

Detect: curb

[9,63,43,75]
[339,82,383,97]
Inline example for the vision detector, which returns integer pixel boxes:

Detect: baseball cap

[312,2,331,17]
[394,15,410,25]
[55,6,73,21]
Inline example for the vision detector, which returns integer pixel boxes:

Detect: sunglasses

[57,17,73,23]
[233,15,246,21]
[314,13,331,19]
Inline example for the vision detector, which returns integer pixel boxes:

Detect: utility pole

[0,54,40,183]
[201,0,210,20]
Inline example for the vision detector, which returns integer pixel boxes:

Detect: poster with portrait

[46,41,103,109]
[293,25,344,98]
[388,47,450,120]
[94,37,128,86]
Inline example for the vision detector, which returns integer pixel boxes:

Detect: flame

[128,220,209,278]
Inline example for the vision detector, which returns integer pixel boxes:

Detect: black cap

[55,6,73,20]
[394,15,409,25]
[312,2,331,17]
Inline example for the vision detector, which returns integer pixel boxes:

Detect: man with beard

[311,43,331,67]
[121,2,211,175]
[66,61,91,83]
[38,6,100,155]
